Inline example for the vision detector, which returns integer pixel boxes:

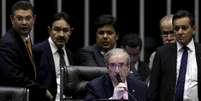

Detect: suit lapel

[64,46,73,65]
[103,75,114,98]
[164,44,178,95]
[127,77,135,96]
[171,44,177,82]
[45,41,56,72]
[11,29,37,79]
[94,45,105,66]
[195,43,201,98]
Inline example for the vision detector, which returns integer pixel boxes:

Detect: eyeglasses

[174,25,191,31]
[161,31,174,35]
[53,27,72,33]
[108,63,128,69]
[161,31,175,38]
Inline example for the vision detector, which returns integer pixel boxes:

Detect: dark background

[1,0,199,62]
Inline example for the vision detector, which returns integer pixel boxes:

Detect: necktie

[57,49,66,67]
[175,46,188,101]
[25,37,36,79]
[57,48,66,101]
[25,37,32,57]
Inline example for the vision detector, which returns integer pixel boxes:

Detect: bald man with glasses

[149,14,176,70]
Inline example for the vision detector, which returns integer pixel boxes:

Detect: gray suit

[76,45,105,66]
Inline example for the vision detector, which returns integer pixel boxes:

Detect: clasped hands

[110,82,128,99]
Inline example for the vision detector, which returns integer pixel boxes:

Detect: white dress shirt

[48,37,70,101]
[176,39,198,101]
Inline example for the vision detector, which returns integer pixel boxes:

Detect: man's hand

[111,82,128,99]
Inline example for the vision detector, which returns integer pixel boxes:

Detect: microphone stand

[60,66,65,101]
[128,92,138,101]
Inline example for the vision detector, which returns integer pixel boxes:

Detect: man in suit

[121,33,150,82]
[0,1,48,101]
[76,14,119,66]
[149,14,176,70]
[33,12,74,101]
[148,10,201,101]
[85,48,147,101]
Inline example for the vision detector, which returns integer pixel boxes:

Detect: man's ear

[192,25,198,36]
[10,15,14,25]
[193,25,197,31]
[116,33,119,41]
[33,15,36,24]
[48,26,51,35]
[127,64,131,71]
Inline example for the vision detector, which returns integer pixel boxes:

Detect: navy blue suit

[0,28,46,101]
[85,74,147,101]
[33,39,74,100]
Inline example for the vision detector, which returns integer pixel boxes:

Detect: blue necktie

[175,47,188,101]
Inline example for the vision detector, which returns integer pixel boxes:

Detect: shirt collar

[48,37,65,54]
[22,34,30,42]
[177,39,194,52]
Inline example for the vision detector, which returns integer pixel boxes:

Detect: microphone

[116,74,122,83]
[116,74,138,101]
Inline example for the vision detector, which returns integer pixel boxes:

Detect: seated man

[85,48,147,101]
[75,14,119,66]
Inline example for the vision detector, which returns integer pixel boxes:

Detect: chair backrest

[64,66,107,100]
[0,86,29,101]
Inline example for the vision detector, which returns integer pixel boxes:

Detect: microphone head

[116,74,122,83]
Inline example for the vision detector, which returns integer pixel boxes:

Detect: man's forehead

[14,9,33,16]
[109,54,127,61]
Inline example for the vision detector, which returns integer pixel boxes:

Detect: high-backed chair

[0,86,29,101]
[64,66,107,100]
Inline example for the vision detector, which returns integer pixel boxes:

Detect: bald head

[160,15,176,44]
[160,15,173,31]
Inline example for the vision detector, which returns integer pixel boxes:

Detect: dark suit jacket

[33,39,74,99]
[85,74,147,101]
[148,43,201,101]
[130,61,150,82]
[0,28,46,101]
[75,44,105,66]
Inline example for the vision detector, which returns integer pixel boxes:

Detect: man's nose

[58,31,65,37]
[115,66,120,73]
[103,33,108,37]
[22,19,27,24]
[176,28,185,34]
[167,34,173,39]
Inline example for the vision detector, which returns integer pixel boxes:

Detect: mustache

[56,37,66,40]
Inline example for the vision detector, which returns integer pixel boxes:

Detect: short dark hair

[121,33,142,50]
[173,10,194,26]
[11,0,34,15]
[49,12,72,28]
[95,14,119,33]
